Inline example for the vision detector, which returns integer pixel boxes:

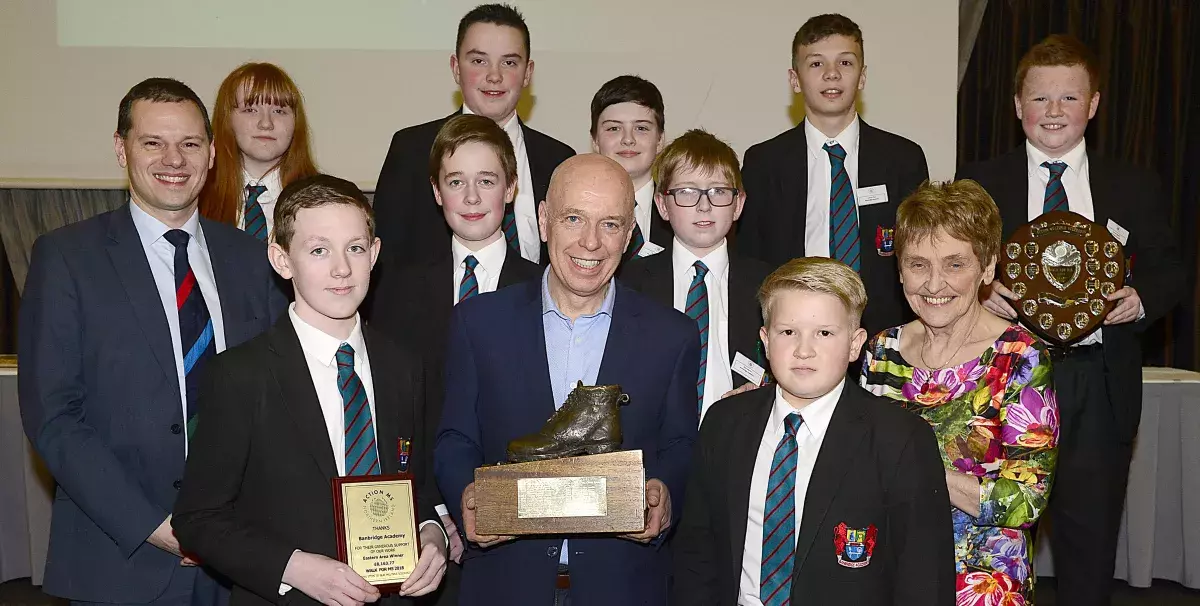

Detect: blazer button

[546,546,559,557]
[170,424,182,435]
[173,480,182,490]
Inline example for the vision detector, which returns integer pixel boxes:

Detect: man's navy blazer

[434,278,700,606]
[19,203,286,603]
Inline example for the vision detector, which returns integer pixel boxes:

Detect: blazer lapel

[498,249,533,288]
[726,255,761,372]
[106,204,179,389]
[783,128,809,250]
[649,211,675,249]
[995,147,1031,238]
[1085,153,1117,227]
[792,386,869,577]
[518,280,557,416]
[642,251,675,309]
[200,220,244,344]
[520,120,554,206]
[727,388,774,572]
[595,282,639,388]
[364,329,403,475]
[268,317,339,480]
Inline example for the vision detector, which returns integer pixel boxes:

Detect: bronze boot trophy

[506,381,629,462]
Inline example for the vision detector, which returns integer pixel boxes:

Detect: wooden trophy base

[474,450,645,536]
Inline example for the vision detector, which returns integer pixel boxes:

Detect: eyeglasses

[664,187,739,207]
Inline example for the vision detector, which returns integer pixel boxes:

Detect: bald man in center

[434,154,701,606]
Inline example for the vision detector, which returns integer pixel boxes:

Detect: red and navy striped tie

[824,143,861,272]
[501,205,520,253]
[761,412,803,606]
[243,184,269,242]
[338,343,379,476]
[163,230,215,441]
[685,261,709,412]
[458,255,480,303]
[1041,161,1069,214]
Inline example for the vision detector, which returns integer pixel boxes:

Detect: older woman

[860,180,1058,605]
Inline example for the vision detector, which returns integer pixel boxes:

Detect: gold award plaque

[333,476,420,589]
[1000,211,1126,345]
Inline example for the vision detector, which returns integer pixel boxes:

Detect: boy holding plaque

[672,258,954,605]
[173,175,448,605]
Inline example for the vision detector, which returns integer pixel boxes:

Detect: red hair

[199,62,319,226]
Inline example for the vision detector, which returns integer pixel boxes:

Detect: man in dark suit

[434,155,700,605]
[957,35,1184,606]
[589,75,672,260]
[173,175,448,606]
[673,258,953,605]
[739,14,928,337]
[372,3,574,270]
[622,129,773,419]
[19,78,286,605]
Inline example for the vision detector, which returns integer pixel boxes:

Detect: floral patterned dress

[860,324,1059,606]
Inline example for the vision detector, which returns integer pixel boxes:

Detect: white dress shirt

[451,235,508,303]
[463,105,540,263]
[804,117,861,258]
[289,304,377,475]
[129,201,227,457]
[739,380,845,606]
[237,167,283,236]
[1024,139,1114,346]
[632,180,663,257]
[671,238,734,419]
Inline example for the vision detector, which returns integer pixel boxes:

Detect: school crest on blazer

[834,522,877,568]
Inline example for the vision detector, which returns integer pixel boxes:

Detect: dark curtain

[958,0,1200,369]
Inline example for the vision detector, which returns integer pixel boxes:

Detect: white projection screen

[0,0,958,189]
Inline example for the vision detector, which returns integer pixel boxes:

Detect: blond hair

[652,129,742,192]
[895,179,1002,267]
[758,257,867,326]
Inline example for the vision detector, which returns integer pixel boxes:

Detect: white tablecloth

[1034,367,1200,588]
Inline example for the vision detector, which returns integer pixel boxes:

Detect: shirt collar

[671,237,729,281]
[540,266,617,320]
[129,197,202,249]
[634,179,656,210]
[452,234,508,277]
[244,166,283,191]
[770,378,845,442]
[288,302,366,368]
[462,104,522,141]
[1025,138,1087,175]
[804,115,860,159]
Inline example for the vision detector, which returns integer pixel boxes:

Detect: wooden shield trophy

[1000,211,1126,345]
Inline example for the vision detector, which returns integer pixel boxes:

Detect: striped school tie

[243,184,269,242]
[824,143,860,272]
[761,412,804,606]
[458,255,480,303]
[1041,161,1069,214]
[501,205,520,253]
[685,261,709,411]
[338,343,380,476]
[624,222,647,262]
[162,230,215,441]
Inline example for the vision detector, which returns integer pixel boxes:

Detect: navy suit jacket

[434,278,700,606]
[19,203,287,603]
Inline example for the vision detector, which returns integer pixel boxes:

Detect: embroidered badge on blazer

[397,438,411,473]
[833,522,877,568]
[875,226,895,257]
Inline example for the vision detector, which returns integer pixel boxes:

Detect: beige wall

[0,0,958,189]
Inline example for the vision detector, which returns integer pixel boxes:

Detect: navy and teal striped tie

[501,205,520,253]
[685,261,709,411]
[244,184,269,242]
[1041,161,1069,214]
[338,343,379,476]
[458,255,480,303]
[824,143,860,272]
[624,222,646,262]
[761,412,803,606]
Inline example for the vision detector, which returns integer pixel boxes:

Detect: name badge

[731,352,766,386]
[856,185,889,206]
[1106,219,1130,246]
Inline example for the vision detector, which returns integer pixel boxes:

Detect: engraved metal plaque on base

[474,450,646,536]
[332,475,421,592]
[1000,211,1126,345]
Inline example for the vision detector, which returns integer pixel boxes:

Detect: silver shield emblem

[1042,241,1081,291]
